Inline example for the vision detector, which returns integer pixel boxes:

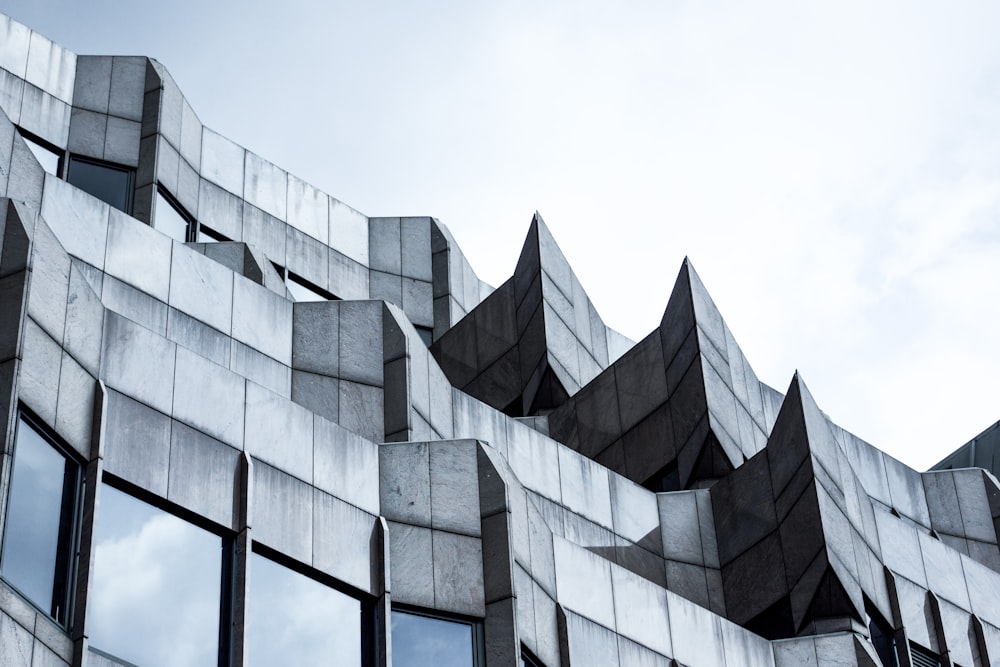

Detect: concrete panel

[18,85,70,151]
[101,312,176,414]
[610,473,660,553]
[290,370,339,423]
[103,390,170,496]
[172,346,245,448]
[241,203,285,264]
[244,382,313,482]
[558,446,613,528]
[231,274,292,364]
[253,462,312,564]
[338,301,383,386]
[40,174,110,269]
[25,218,69,342]
[165,307,230,367]
[432,530,484,616]
[229,340,290,397]
[328,198,368,266]
[54,351,95,458]
[429,440,480,536]
[243,151,286,221]
[313,490,372,593]
[313,415,379,515]
[328,249,369,300]
[107,56,145,121]
[103,116,140,167]
[286,174,327,244]
[104,210,171,301]
[25,31,75,103]
[667,592,726,667]
[563,610,619,667]
[178,98,201,168]
[554,537,615,629]
[369,217,401,274]
[63,262,103,375]
[0,611,33,667]
[67,108,106,159]
[201,127,245,196]
[611,564,671,656]
[285,225,328,291]
[167,243,234,334]
[379,441,431,526]
[197,179,243,241]
[167,421,240,529]
[0,16,31,77]
[387,521,434,608]
[101,275,167,334]
[400,218,433,282]
[338,380,383,443]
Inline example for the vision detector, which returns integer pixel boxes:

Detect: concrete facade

[0,13,998,667]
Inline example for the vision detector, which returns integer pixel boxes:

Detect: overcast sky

[6,1,999,470]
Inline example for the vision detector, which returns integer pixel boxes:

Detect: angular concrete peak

[433,213,629,417]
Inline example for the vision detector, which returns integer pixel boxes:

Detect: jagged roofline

[429,210,634,416]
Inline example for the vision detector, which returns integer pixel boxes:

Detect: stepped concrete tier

[1,12,998,667]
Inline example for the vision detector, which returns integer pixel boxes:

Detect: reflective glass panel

[22,134,60,175]
[154,191,190,242]
[89,486,222,666]
[67,157,133,213]
[286,274,329,302]
[247,552,361,666]
[0,416,75,622]
[391,610,476,667]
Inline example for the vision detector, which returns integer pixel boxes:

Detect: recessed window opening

[88,480,229,666]
[246,544,370,666]
[520,645,545,667]
[415,325,433,347]
[286,271,338,302]
[18,128,62,176]
[196,223,230,243]
[66,155,135,214]
[391,606,484,667]
[0,411,82,627]
[154,186,194,243]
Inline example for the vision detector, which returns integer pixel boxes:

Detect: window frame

[66,154,136,214]
[91,475,235,666]
[390,604,486,667]
[248,541,375,666]
[153,184,197,243]
[17,127,64,177]
[0,408,84,628]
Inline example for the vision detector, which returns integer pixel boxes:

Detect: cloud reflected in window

[89,485,222,666]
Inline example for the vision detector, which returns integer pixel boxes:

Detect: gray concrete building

[0,12,999,667]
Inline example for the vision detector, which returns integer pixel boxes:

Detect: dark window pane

[22,134,60,175]
[154,191,190,242]
[67,157,133,213]
[89,486,221,666]
[247,552,361,666]
[0,417,74,621]
[391,610,476,667]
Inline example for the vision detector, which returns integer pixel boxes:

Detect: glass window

[20,132,61,176]
[154,189,191,243]
[286,273,336,302]
[88,485,223,666]
[415,326,433,347]
[0,415,80,625]
[391,609,481,667]
[246,552,363,666]
[66,156,134,213]
[196,224,230,243]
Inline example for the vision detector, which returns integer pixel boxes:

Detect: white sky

[6,1,999,470]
